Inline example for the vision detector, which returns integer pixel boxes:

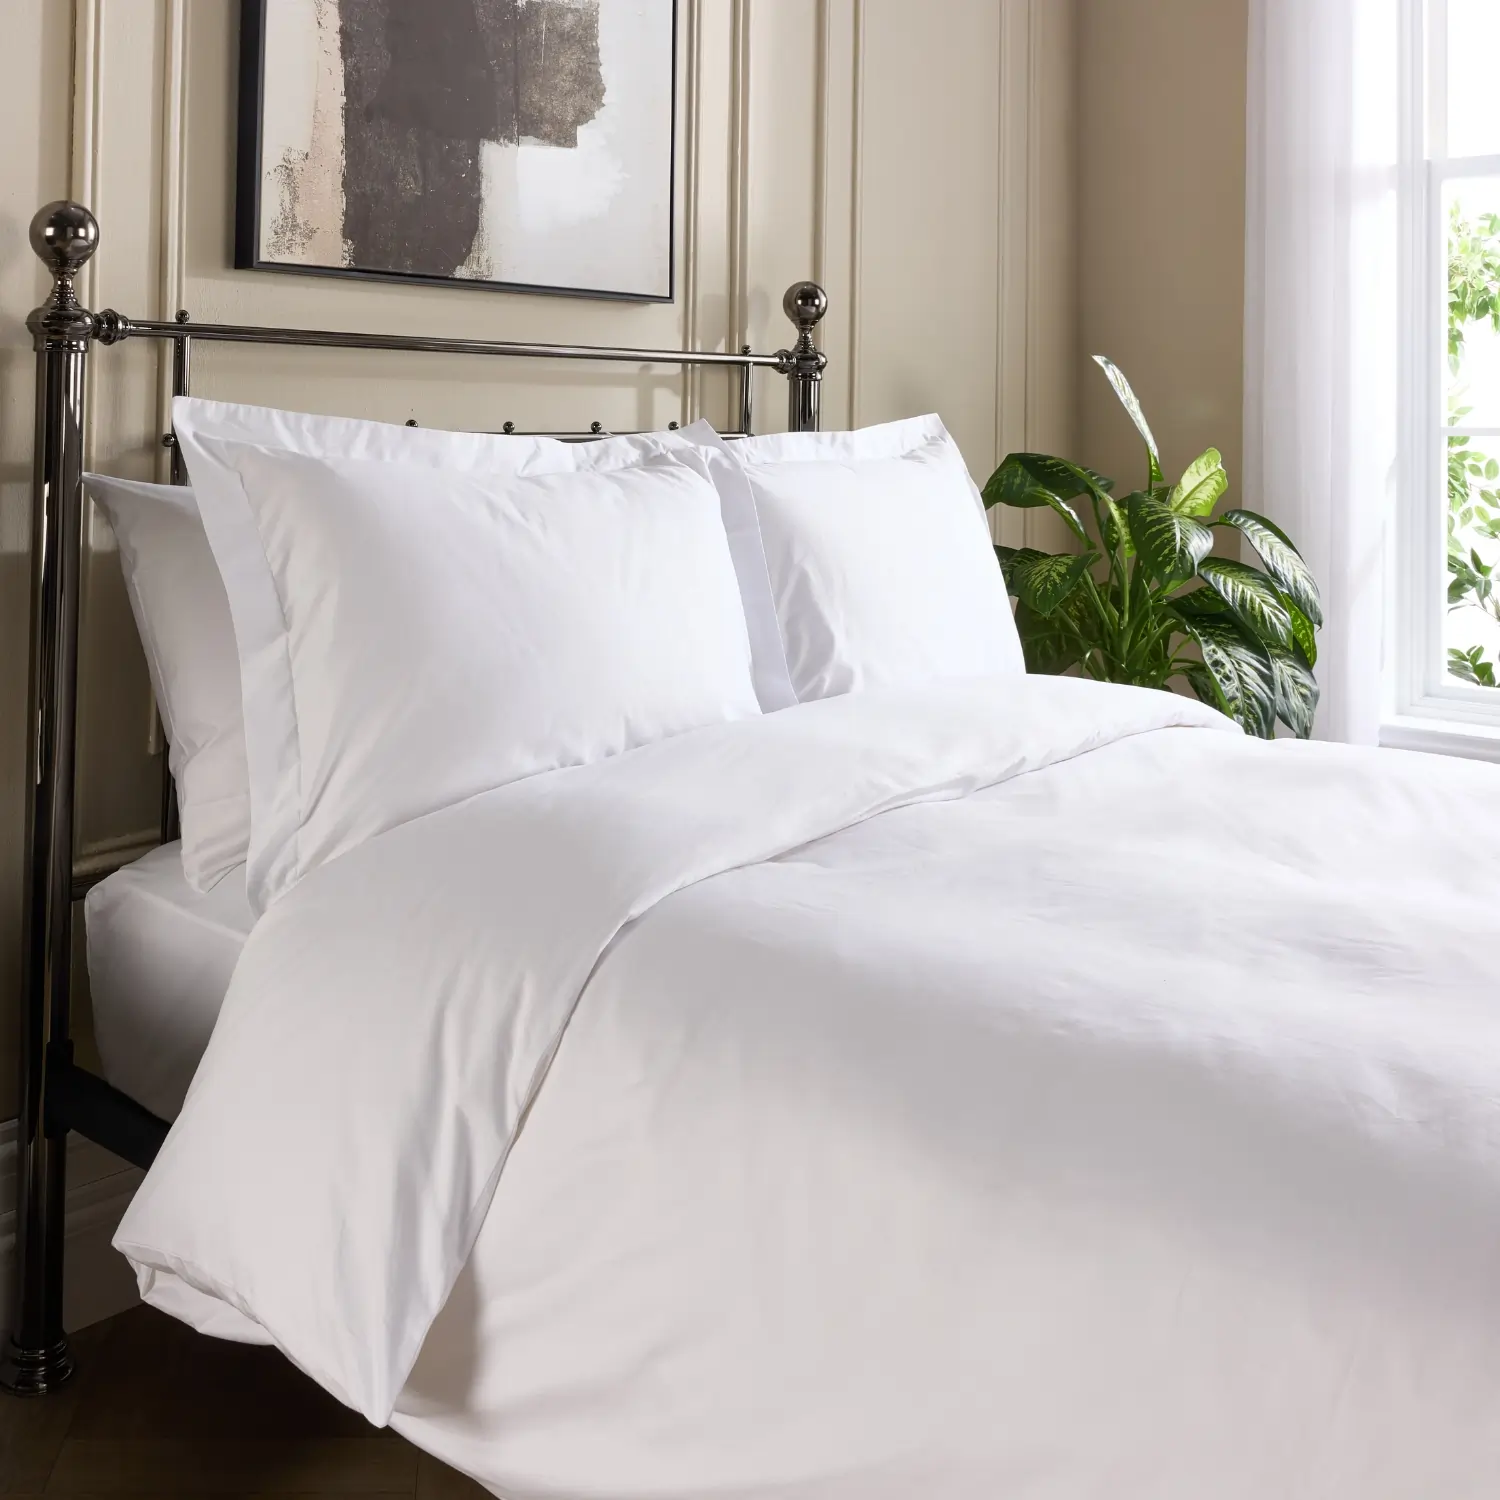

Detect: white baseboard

[0,1117,144,1335]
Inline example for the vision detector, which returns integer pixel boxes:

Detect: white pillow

[174,434,762,913]
[728,415,1026,701]
[83,475,250,890]
[172,399,794,714]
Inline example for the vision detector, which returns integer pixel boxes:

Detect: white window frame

[1385,0,1500,759]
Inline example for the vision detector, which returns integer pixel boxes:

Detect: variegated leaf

[1197,558,1295,652]
[1183,662,1228,713]
[1286,601,1317,668]
[1124,489,1213,584]
[1011,550,1097,618]
[1093,356,1163,485]
[1267,644,1320,738]
[996,545,1044,593]
[1169,586,1230,622]
[1178,615,1277,738]
[982,455,1090,542]
[1169,448,1228,517]
[1215,509,1324,628]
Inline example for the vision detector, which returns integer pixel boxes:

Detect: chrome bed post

[780,281,828,433]
[1,203,100,1395]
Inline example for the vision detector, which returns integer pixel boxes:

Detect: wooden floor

[0,1306,491,1496]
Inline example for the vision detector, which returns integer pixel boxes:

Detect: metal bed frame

[1,199,828,1396]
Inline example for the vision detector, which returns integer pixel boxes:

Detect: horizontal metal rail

[96,311,790,369]
[45,1050,169,1173]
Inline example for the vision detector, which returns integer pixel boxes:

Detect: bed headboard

[2,199,827,1394]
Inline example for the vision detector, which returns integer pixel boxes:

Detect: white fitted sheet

[85,842,255,1120]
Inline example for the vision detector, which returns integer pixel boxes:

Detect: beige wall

[1075,0,1249,501]
[0,1,1076,1123]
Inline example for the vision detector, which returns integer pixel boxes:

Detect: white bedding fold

[114,675,1231,1423]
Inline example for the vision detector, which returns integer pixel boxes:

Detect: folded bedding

[114,674,1500,1498]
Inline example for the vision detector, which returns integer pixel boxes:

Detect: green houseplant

[983,358,1323,739]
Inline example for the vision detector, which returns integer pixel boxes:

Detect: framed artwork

[235,0,676,301]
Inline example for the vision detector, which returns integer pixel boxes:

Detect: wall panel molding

[812,0,830,287]
[71,0,104,476]
[679,0,705,424]
[996,1,1031,450]
[845,0,866,430]
[846,0,865,431]
[994,0,1033,549]
[1024,0,1079,550]
[69,0,104,323]
[71,0,170,863]
[728,0,752,361]
[682,0,736,429]
[812,0,858,433]
[156,0,189,478]
[993,0,1077,552]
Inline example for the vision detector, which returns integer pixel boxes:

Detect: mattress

[85,841,255,1120]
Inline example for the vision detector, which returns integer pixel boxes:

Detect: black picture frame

[233,0,677,304]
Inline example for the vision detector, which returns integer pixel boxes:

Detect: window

[1395,0,1500,734]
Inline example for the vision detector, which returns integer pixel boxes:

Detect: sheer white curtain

[1243,0,1404,743]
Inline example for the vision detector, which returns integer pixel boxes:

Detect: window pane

[1448,0,1500,158]
[1445,500,1500,684]
[1444,179,1500,429]
[1444,177,1500,687]
[1440,178,1500,687]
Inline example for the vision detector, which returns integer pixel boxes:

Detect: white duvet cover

[116,677,1500,1498]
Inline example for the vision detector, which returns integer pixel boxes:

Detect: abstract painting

[236,0,676,300]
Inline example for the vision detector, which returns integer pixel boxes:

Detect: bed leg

[1,203,99,1397]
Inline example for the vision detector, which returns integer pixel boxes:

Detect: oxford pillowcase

[174,434,763,913]
[725,415,1026,701]
[83,475,250,890]
[172,399,794,714]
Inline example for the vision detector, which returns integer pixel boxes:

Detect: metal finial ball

[29,202,99,275]
[783,281,828,329]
